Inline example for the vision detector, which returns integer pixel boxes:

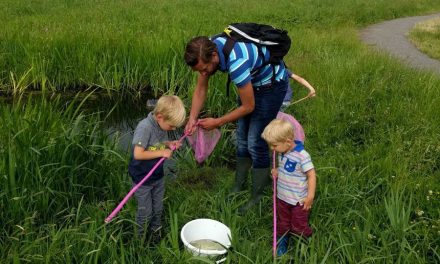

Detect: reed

[1,0,440,263]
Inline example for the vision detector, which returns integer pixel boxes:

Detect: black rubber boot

[239,167,270,213]
[230,157,252,194]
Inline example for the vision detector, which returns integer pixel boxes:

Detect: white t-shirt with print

[277,141,314,205]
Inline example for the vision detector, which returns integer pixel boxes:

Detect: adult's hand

[200,82,254,129]
[198,118,221,130]
[185,118,198,135]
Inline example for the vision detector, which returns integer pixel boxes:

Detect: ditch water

[2,91,183,175]
[2,91,183,149]
[103,98,184,150]
[102,96,183,178]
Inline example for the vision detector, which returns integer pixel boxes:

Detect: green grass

[1,0,440,263]
[1,0,440,95]
[409,18,440,60]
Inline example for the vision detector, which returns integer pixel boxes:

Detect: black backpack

[212,23,291,96]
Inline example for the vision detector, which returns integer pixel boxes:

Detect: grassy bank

[409,18,440,60]
[1,0,440,263]
[2,95,438,263]
[1,0,440,95]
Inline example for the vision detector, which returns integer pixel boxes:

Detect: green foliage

[1,0,440,263]
[1,0,440,95]
[409,18,440,61]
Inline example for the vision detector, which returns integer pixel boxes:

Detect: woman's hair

[184,36,217,67]
[261,119,295,145]
[153,95,186,127]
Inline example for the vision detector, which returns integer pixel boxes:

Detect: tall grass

[2,94,438,263]
[409,18,440,60]
[1,0,440,263]
[1,0,440,95]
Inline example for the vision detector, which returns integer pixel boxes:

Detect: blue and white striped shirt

[213,36,287,88]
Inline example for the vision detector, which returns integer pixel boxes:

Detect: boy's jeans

[133,178,165,237]
[237,79,288,168]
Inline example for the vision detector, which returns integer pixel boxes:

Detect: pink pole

[272,150,277,258]
[105,134,188,223]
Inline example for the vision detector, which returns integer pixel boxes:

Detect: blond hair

[153,95,186,127]
[261,119,295,145]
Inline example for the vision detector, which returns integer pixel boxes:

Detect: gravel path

[360,12,440,75]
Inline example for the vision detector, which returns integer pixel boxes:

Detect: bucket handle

[216,257,227,264]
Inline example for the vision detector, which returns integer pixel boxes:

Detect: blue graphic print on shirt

[284,159,297,173]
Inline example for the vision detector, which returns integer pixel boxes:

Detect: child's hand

[168,140,182,150]
[161,149,173,158]
[271,168,278,180]
[302,196,314,211]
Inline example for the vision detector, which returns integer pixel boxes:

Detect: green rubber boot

[230,157,253,194]
[239,167,270,213]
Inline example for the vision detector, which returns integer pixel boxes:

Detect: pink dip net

[186,112,303,163]
[187,126,221,163]
[276,112,305,142]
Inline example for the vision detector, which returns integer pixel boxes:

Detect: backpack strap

[227,25,279,45]
[226,75,232,97]
[271,65,276,84]
[222,37,235,97]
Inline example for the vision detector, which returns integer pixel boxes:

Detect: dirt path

[360,12,440,75]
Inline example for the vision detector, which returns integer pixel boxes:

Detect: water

[2,91,182,178]
[190,239,225,251]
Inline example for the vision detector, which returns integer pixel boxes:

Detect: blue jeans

[237,79,288,168]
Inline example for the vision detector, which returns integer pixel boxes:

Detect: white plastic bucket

[180,218,231,262]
